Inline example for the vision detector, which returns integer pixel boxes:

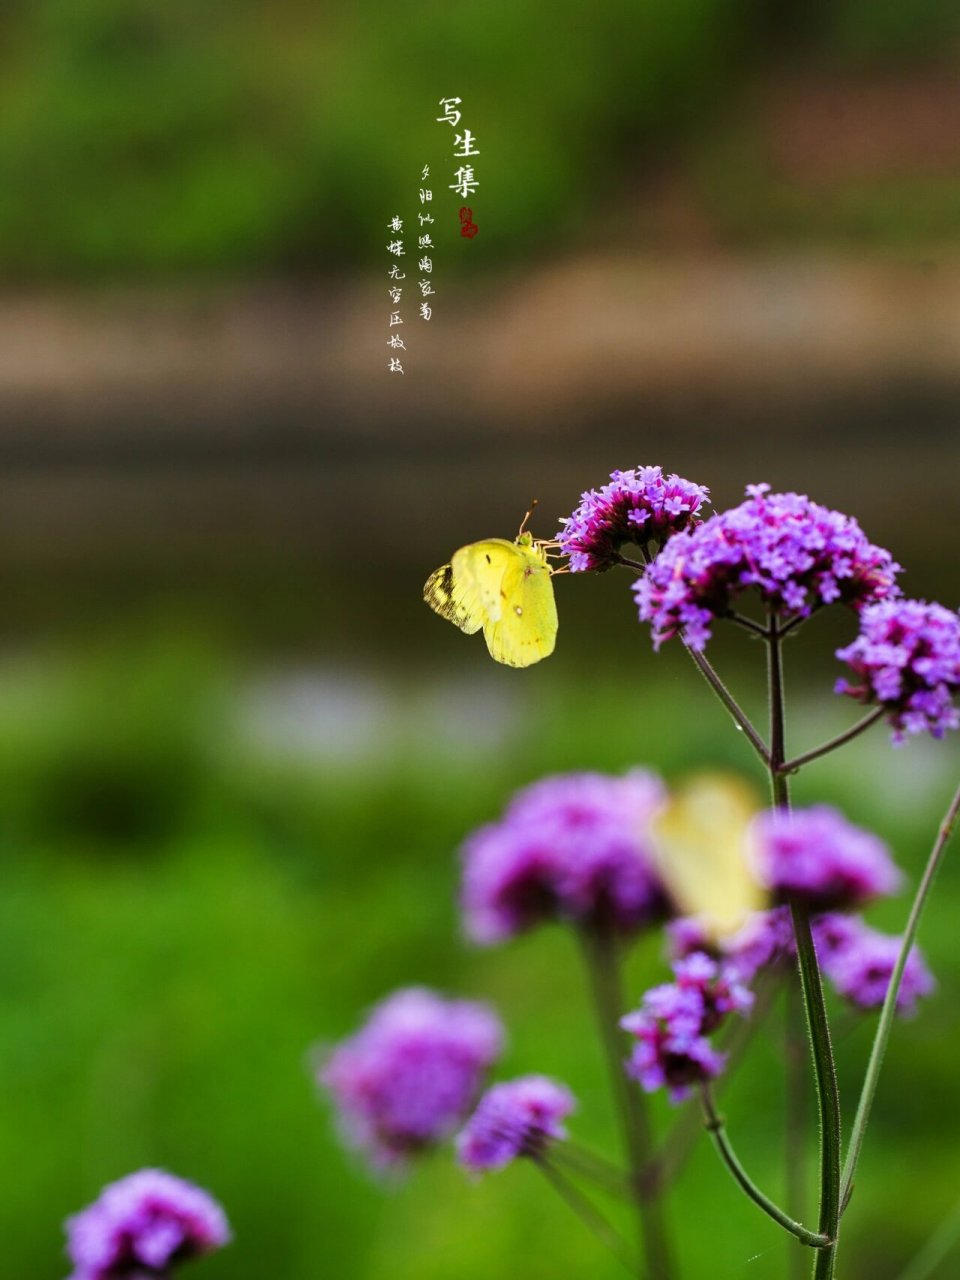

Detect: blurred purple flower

[752,805,902,912]
[557,465,709,572]
[836,598,960,742]
[319,988,503,1169]
[457,1075,576,1173]
[666,908,795,984]
[65,1169,230,1280]
[813,914,935,1016]
[635,484,901,651]
[460,770,670,944]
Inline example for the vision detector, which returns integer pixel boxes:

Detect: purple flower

[65,1169,230,1280]
[813,914,935,1016]
[621,953,751,1102]
[836,598,960,742]
[319,988,503,1169]
[621,983,726,1102]
[460,770,669,944]
[635,485,901,651]
[557,466,710,572]
[752,806,902,912]
[667,908,795,984]
[456,1076,576,1173]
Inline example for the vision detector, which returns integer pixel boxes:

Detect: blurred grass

[2,2,960,280]
[0,630,957,1279]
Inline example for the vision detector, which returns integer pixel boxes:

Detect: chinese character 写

[387,215,403,231]
[419,302,432,320]
[387,265,406,280]
[389,311,403,327]
[387,335,406,350]
[388,357,404,373]
[449,166,478,198]
[418,280,436,297]
[421,164,430,179]
[436,97,462,128]
[418,234,434,248]
[419,188,433,204]
[453,130,479,157]
[417,212,434,225]
[388,287,402,303]
[418,257,433,273]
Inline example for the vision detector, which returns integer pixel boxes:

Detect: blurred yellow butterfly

[423,508,559,668]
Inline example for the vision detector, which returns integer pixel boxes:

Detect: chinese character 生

[453,130,479,157]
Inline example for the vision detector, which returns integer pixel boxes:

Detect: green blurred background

[1,3,959,1278]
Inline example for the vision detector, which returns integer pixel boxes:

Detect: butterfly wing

[423,562,483,634]
[651,774,767,940]
[482,544,558,668]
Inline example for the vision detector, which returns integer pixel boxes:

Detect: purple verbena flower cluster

[836,598,960,742]
[557,466,710,572]
[457,1075,576,1173]
[621,953,752,1102]
[752,805,902,912]
[813,914,935,1016]
[319,987,503,1169]
[65,1169,230,1280]
[635,484,901,651]
[460,770,669,944]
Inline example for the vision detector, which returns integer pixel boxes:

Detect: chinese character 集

[387,239,405,256]
[418,257,433,273]
[388,357,404,373]
[389,311,403,327]
[387,215,403,231]
[453,130,479,157]
[418,234,434,248]
[388,287,402,303]
[449,166,478,198]
[387,335,406,350]
[419,302,432,321]
[388,265,405,280]
[436,97,462,128]
[418,280,435,297]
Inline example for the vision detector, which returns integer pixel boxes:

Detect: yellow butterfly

[650,774,768,941]
[423,509,559,668]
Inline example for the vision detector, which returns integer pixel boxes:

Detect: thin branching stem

[778,708,885,774]
[535,1156,640,1276]
[840,780,960,1207]
[685,644,771,768]
[699,1085,830,1249]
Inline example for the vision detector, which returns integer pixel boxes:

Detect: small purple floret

[319,987,503,1169]
[457,1075,576,1173]
[752,805,902,912]
[557,465,709,572]
[836,598,960,742]
[621,953,752,1102]
[814,914,935,1016]
[460,770,669,944]
[635,484,901,651]
[65,1169,230,1280]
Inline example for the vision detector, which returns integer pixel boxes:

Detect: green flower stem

[642,971,782,1196]
[894,1196,960,1280]
[777,708,885,775]
[766,614,842,1280]
[840,780,960,1207]
[699,1084,830,1249]
[685,644,771,768]
[579,928,674,1280]
[784,978,810,1280]
[551,1142,632,1199]
[535,1155,640,1276]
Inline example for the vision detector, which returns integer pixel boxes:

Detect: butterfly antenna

[517,498,539,538]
